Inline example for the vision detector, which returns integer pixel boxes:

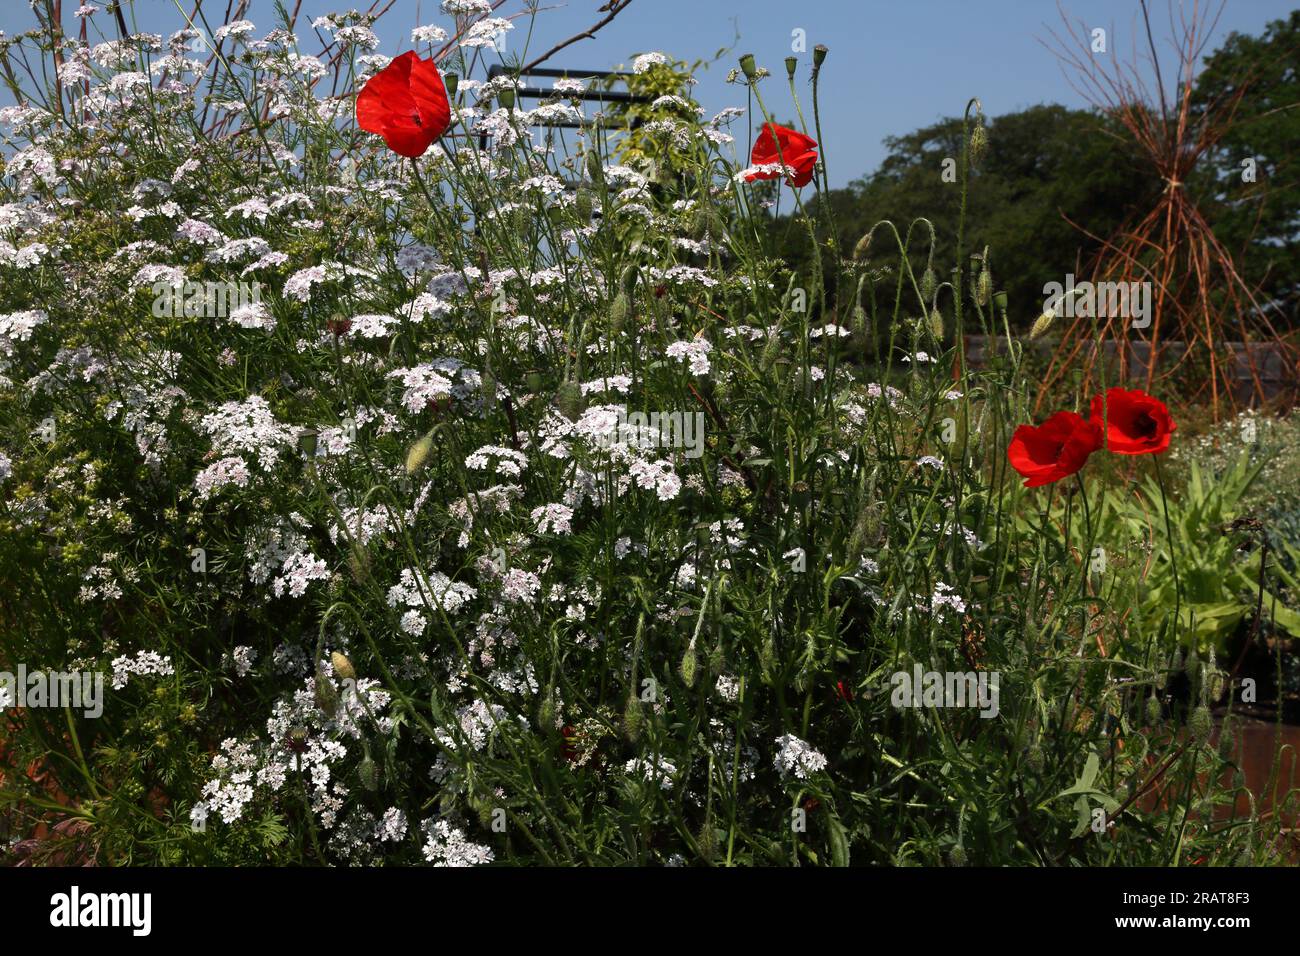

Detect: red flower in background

[356,51,451,158]
[1007,411,1102,487]
[747,123,819,188]
[1090,387,1176,456]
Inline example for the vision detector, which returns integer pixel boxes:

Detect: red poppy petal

[357,53,417,136]
[408,56,451,141]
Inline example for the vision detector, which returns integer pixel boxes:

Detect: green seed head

[405,432,434,474]
[679,641,698,688]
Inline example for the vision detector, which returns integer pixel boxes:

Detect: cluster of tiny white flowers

[773,734,828,779]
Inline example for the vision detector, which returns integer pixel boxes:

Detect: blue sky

[1,1,1294,187]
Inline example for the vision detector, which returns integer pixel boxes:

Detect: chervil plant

[0,3,1288,867]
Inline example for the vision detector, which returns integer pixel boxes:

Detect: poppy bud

[358,754,378,791]
[497,88,515,110]
[610,291,629,334]
[679,640,698,688]
[946,845,968,867]
[480,367,497,408]
[1189,704,1213,745]
[853,229,872,261]
[969,121,988,164]
[586,149,604,185]
[623,693,643,741]
[927,307,944,341]
[525,369,543,392]
[331,651,355,682]
[406,432,434,474]
[537,690,555,730]
[555,380,584,421]
[696,817,718,862]
[574,187,592,222]
[919,265,936,302]
[314,665,339,717]
[784,57,797,79]
[975,269,991,306]
[738,53,757,79]
[1145,693,1162,726]
[1029,308,1055,339]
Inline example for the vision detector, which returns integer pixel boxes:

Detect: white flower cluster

[773,733,828,780]
[110,650,175,690]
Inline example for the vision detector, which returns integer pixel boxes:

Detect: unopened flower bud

[1029,308,1056,339]
[1189,704,1213,745]
[555,380,584,421]
[330,651,355,682]
[405,432,434,474]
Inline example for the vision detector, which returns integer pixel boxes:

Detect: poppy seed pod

[738,53,757,79]
[443,72,458,99]
[785,56,797,79]
[813,44,828,67]
[497,88,515,110]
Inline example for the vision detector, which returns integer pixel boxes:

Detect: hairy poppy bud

[331,651,355,681]
[1029,308,1055,339]
[555,380,584,421]
[969,121,988,164]
[1189,704,1213,745]
[919,265,937,302]
[679,640,698,688]
[946,845,968,867]
[623,693,643,741]
[405,432,434,474]
[927,307,944,341]
[853,229,872,261]
[314,664,339,717]
[975,269,991,306]
[358,754,378,791]
[574,187,592,222]
[610,291,629,334]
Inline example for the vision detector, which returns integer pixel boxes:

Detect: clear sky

[1,1,1294,187]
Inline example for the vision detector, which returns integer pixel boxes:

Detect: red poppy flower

[1007,411,1103,487]
[356,51,451,158]
[746,123,819,188]
[1089,387,1176,456]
